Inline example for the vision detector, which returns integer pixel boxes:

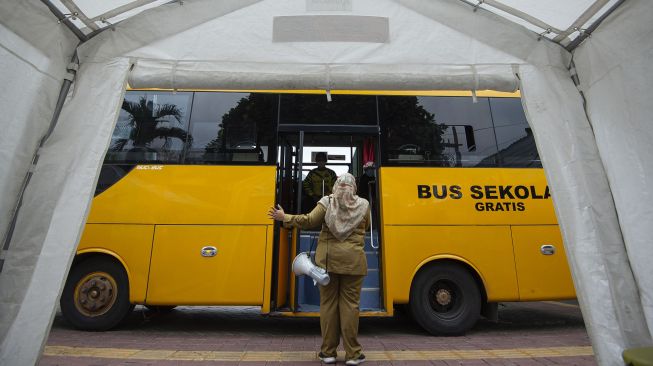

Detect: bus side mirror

[464,125,476,152]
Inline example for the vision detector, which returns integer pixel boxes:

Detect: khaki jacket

[284,204,369,275]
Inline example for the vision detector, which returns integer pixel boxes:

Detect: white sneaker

[345,354,366,365]
[319,352,336,364]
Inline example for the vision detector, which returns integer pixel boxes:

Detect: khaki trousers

[319,273,365,360]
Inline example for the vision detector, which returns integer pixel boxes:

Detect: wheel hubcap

[428,280,459,314]
[435,288,452,306]
[74,272,117,317]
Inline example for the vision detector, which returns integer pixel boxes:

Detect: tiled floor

[40,301,594,365]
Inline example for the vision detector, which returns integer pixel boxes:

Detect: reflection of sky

[488,98,530,150]
[191,123,218,148]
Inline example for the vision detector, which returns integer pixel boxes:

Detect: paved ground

[40,301,594,365]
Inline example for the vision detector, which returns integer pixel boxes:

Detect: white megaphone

[292,252,330,286]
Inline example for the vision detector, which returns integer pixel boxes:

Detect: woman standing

[269,173,369,365]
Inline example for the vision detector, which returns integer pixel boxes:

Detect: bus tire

[60,256,132,331]
[409,262,481,336]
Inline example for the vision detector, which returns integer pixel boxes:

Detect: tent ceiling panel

[123,0,529,65]
[74,0,569,91]
[495,0,597,30]
[72,0,141,19]
[44,0,625,50]
[95,0,170,29]
[459,0,621,46]
[105,0,553,92]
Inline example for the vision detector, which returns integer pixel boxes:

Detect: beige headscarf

[318,173,369,241]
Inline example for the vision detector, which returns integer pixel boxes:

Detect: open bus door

[272,127,385,315]
[271,135,298,311]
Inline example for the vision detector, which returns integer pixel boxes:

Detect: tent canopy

[46,0,623,49]
[1,1,651,366]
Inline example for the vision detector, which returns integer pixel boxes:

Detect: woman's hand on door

[268,204,285,221]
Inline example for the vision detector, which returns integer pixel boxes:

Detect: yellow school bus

[60,89,575,335]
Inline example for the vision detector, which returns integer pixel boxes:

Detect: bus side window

[379,96,446,166]
[379,95,539,168]
[185,92,277,165]
[105,91,193,165]
[488,98,542,168]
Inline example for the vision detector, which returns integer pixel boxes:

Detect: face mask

[365,169,375,177]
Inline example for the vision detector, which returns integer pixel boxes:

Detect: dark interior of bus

[274,130,383,313]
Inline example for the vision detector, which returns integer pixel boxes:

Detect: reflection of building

[476,128,541,167]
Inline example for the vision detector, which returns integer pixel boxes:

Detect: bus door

[271,133,299,311]
[273,125,384,314]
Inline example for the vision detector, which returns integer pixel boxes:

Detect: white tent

[0,0,651,365]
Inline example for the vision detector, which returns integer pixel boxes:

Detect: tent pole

[0,53,79,273]
[565,0,626,51]
[40,0,88,42]
[456,0,563,39]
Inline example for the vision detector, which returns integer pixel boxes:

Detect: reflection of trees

[204,94,276,159]
[111,97,192,152]
[380,96,448,164]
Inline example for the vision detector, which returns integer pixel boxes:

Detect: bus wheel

[409,262,481,335]
[60,257,132,330]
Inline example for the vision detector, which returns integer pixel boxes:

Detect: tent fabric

[573,0,653,333]
[128,60,520,91]
[0,1,652,366]
[0,58,131,366]
[45,0,623,47]
[0,1,77,251]
[519,61,652,365]
[0,1,77,79]
[77,0,262,63]
[86,0,565,91]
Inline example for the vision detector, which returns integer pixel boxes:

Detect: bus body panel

[383,225,518,303]
[146,225,267,305]
[77,224,155,303]
[88,165,276,225]
[83,165,276,306]
[511,225,576,300]
[380,167,574,303]
[380,167,557,226]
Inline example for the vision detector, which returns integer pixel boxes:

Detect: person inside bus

[357,161,376,202]
[268,173,369,365]
[303,152,337,207]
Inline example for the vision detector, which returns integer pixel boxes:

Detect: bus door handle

[201,246,218,257]
[540,244,556,255]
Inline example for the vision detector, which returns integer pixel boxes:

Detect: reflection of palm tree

[115,97,192,152]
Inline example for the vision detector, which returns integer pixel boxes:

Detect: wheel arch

[410,255,488,305]
[73,249,133,298]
